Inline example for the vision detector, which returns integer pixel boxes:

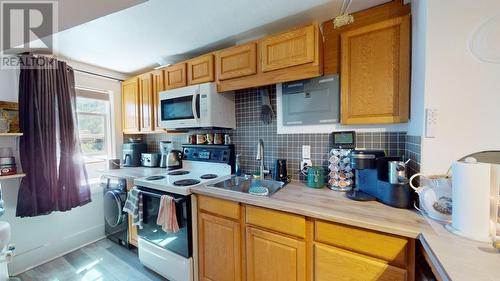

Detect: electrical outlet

[302,145,311,159]
[300,160,313,170]
[425,108,438,138]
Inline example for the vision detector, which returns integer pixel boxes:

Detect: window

[76,88,113,180]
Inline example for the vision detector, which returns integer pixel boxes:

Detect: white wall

[419,0,500,174]
[407,0,426,136]
[0,60,125,275]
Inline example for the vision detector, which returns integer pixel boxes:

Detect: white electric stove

[133,144,234,281]
[134,160,232,196]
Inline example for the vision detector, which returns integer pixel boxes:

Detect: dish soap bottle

[235,154,241,176]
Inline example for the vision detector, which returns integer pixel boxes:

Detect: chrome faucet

[256,139,268,179]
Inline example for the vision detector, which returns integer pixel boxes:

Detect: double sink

[207,175,286,197]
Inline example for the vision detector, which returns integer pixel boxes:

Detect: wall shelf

[0,173,26,180]
[0,133,23,137]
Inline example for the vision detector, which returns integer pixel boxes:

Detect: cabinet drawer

[246,206,305,238]
[217,43,257,80]
[198,196,240,220]
[314,243,407,281]
[315,221,408,267]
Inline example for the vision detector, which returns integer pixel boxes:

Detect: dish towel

[157,195,180,233]
[123,187,143,229]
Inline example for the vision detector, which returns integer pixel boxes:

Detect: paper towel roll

[451,161,492,241]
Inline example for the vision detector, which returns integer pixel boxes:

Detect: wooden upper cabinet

[138,73,154,132]
[187,54,214,85]
[314,243,407,281]
[121,77,140,133]
[260,24,316,72]
[198,212,242,281]
[216,43,257,80]
[164,63,187,90]
[151,70,164,131]
[340,15,410,125]
[246,227,306,281]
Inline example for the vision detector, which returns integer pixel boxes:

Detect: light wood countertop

[190,181,500,281]
[98,167,165,180]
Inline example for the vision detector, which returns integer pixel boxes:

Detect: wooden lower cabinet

[198,212,242,281]
[246,227,306,281]
[195,196,413,281]
[314,243,407,281]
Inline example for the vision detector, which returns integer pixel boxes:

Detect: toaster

[140,153,161,167]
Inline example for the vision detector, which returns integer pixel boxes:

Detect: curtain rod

[73,68,124,82]
[16,52,124,82]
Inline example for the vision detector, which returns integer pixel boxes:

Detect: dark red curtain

[16,56,91,217]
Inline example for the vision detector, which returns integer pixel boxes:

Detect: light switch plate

[302,145,311,159]
[425,108,437,138]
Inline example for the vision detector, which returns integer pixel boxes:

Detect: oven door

[159,84,201,129]
[137,187,192,258]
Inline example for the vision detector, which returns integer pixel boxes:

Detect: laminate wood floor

[15,239,166,281]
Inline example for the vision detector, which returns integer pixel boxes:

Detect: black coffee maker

[273,159,290,183]
[346,150,411,208]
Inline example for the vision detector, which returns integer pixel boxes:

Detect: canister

[307,166,325,188]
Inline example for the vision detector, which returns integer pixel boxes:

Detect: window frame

[75,87,113,164]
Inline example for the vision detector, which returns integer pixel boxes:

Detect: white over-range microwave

[159,82,235,129]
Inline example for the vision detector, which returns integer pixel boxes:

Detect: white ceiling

[51,0,392,74]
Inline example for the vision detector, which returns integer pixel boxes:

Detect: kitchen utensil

[196,134,206,144]
[307,166,325,188]
[167,149,182,170]
[214,133,223,145]
[410,173,452,222]
[206,133,214,144]
[260,88,274,124]
[0,118,10,133]
[272,159,290,183]
[141,153,161,167]
[389,160,409,184]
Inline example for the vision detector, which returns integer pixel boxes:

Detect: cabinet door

[187,54,214,85]
[314,243,407,281]
[138,73,154,132]
[151,70,165,131]
[246,227,306,281]
[340,15,410,124]
[121,77,140,133]
[260,24,315,72]
[198,212,241,281]
[217,43,257,80]
[165,63,187,90]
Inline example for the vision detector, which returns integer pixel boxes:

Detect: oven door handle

[192,89,200,120]
[139,190,186,204]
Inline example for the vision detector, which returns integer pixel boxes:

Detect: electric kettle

[167,150,182,170]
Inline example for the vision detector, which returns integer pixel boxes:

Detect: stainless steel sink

[207,175,285,196]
